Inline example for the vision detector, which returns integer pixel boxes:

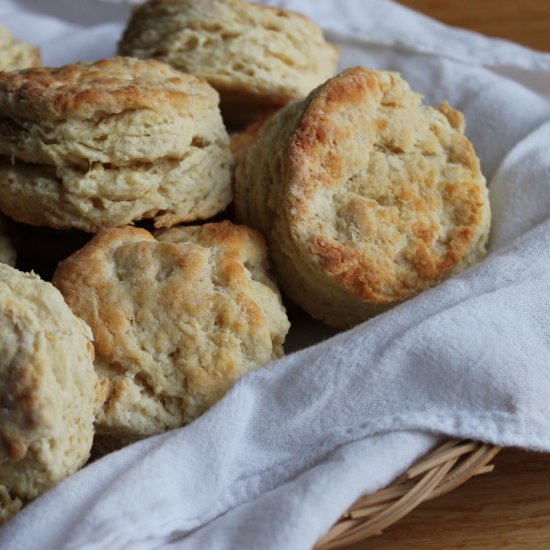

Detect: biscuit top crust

[285,67,489,303]
[53,223,289,435]
[118,0,338,105]
[0,56,218,121]
[157,219,270,269]
[147,0,318,27]
[156,220,284,293]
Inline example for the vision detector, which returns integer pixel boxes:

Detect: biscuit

[53,223,290,439]
[118,0,339,125]
[0,265,103,523]
[0,57,233,232]
[234,67,491,329]
[0,215,15,266]
[0,24,40,71]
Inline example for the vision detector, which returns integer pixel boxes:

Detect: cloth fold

[2,1,550,548]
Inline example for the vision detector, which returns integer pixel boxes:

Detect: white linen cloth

[2,1,550,548]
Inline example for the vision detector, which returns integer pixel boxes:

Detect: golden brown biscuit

[0,23,40,71]
[0,265,103,524]
[0,57,232,232]
[53,223,290,439]
[118,0,339,125]
[234,67,491,329]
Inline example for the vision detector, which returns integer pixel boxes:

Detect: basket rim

[315,438,501,549]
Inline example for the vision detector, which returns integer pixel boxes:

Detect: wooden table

[349,449,550,548]
[349,2,550,548]
[397,0,550,51]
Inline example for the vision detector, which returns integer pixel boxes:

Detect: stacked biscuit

[119,0,339,125]
[0,22,41,268]
[0,0,490,525]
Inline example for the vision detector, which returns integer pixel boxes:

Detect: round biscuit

[0,56,233,231]
[234,67,491,329]
[118,0,339,125]
[53,222,290,439]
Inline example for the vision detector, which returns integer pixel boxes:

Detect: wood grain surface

[397,0,550,51]
[348,448,550,549]
[345,1,550,548]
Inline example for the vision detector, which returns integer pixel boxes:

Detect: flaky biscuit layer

[119,0,339,124]
[0,57,233,231]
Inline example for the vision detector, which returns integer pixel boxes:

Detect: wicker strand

[315,440,500,549]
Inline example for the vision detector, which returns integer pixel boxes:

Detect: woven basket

[316,439,500,549]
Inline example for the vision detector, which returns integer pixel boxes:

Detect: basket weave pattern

[316,439,501,549]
